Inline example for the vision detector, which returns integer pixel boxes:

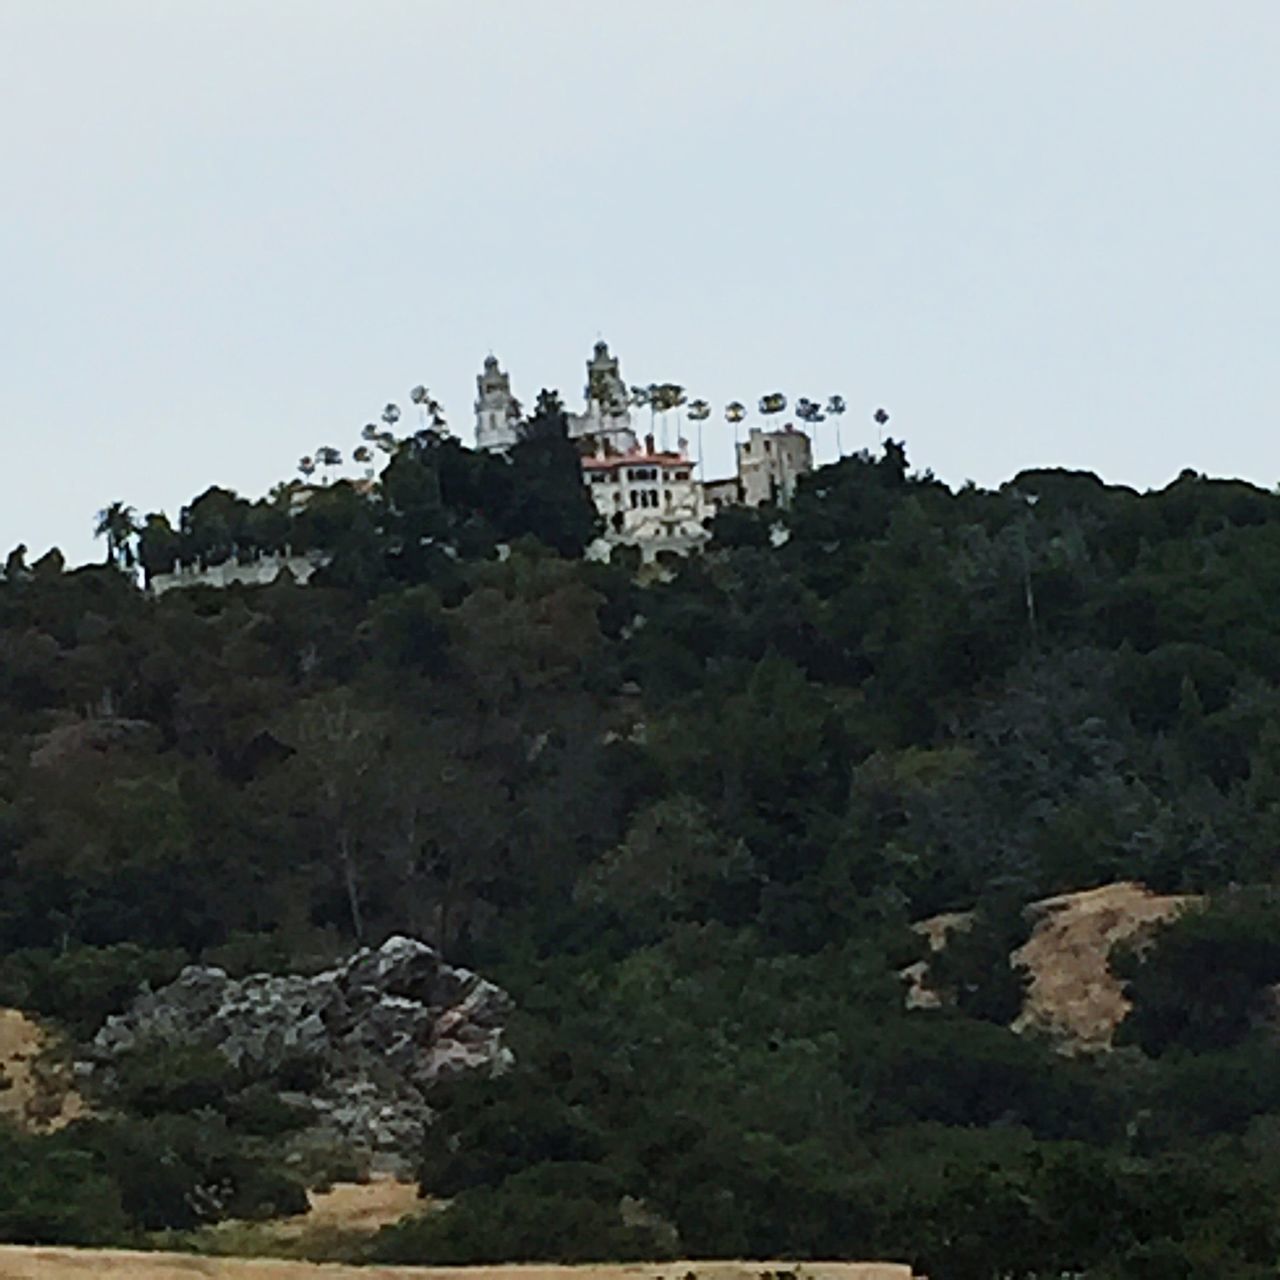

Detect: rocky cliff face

[84,936,512,1171]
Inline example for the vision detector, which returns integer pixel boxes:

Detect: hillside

[7,439,1280,1276]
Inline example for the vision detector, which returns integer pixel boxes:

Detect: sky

[3,1,1279,565]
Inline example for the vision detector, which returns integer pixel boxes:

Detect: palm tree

[94,501,141,570]
[795,397,826,459]
[353,444,374,479]
[630,385,654,449]
[409,386,428,430]
[662,384,687,452]
[826,395,848,456]
[316,446,342,484]
[725,400,746,452]
[759,393,787,432]
[874,406,890,444]
[687,399,711,478]
[409,387,447,435]
[299,455,317,483]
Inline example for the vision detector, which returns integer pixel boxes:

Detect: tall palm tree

[629,385,654,450]
[826,395,848,456]
[759,393,787,433]
[645,383,661,447]
[874,406,890,444]
[795,397,826,459]
[353,445,374,479]
[409,387,447,435]
[316,446,342,484]
[662,384,688,452]
[93,501,141,570]
[409,386,429,431]
[299,455,317,483]
[687,399,711,478]
[725,401,746,452]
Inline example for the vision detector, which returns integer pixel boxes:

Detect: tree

[657,383,688,451]
[687,399,711,478]
[826,394,847,454]
[93,502,141,572]
[410,387,448,437]
[275,689,389,941]
[795,397,826,461]
[506,390,601,557]
[724,400,747,458]
[315,446,342,484]
[4,544,27,579]
[758,393,787,438]
[136,513,180,582]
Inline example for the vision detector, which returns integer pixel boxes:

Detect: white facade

[566,340,639,454]
[149,551,330,595]
[583,442,710,560]
[737,425,813,508]
[474,355,521,452]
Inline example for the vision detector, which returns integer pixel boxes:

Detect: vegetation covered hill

[6,412,1280,1277]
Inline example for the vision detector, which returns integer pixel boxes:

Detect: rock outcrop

[84,936,512,1170]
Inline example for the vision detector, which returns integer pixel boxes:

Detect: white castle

[475,341,814,562]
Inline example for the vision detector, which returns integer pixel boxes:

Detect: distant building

[474,354,521,452]
[736,425,813,508]
[474,341,817,559]
[702,475,743,512]
[582,435,710,563]
[149,550,330,596]
[566,340,641,454]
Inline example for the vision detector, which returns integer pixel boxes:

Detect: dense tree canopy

[5,432,1280,1272]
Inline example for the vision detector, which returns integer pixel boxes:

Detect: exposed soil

[268,1177,426,1239]
[0,1008,83,1131]
[1011,881,1195,1049]
[907,880,1196,1050]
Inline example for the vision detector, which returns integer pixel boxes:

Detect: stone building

[736,424,813,508]
[474,341,817,559]
[474,354,521,452]
[566,340,640,454]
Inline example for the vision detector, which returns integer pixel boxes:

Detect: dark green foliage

[0,1128,126,1245]
[1115,891,1280,1055]
[369,1179,673,1265]
[11,437,1280,1264]
[0,945,185,1039]
[73,1113,307,1229]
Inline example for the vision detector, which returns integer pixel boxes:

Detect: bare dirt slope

[0,1008,82,1131]
[907,880,1196,1050]
[1011,881,1194,1049]
[0,1253,918,1280]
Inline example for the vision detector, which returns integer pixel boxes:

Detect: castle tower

[474,354,521,452]
[568,340,638,453]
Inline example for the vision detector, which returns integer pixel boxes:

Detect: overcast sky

[3,1,1279,564]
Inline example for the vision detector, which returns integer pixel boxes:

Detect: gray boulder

[85,936,513,1171]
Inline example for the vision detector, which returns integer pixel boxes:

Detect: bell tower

[474,354,520,452]
[570,340,638,453]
